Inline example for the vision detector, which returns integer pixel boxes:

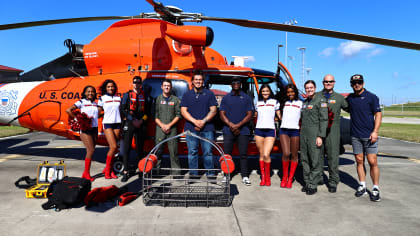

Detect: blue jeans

[186,130,214,176]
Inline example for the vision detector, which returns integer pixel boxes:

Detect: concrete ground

[1,132,420,236]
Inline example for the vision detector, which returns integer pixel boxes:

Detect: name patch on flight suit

[168,102,175,106]
[160,101,166,104]
[329,100,336,104]
[307,105,313,110]
[321,103,327,107]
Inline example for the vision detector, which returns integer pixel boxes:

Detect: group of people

[66,70,382,202]
[296,74,381,202]
[66,77,150,182]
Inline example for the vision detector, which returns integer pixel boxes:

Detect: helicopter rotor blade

[146,0,179,24]
[200,16,420,51]
[0,16,138,31]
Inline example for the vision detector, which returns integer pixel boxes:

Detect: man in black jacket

[119,76,149,182]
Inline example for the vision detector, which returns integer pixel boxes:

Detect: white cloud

[338,41,374,58]
[367,48,383,58]
[319,47,334,57]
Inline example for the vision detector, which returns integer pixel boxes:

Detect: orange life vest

[129,90,145,113]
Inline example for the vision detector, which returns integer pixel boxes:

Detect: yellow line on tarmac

[0,144,82,163]
[408,158,420,164]
[378,152,420,164]
[0,154,22,163]
[55,144,83,149]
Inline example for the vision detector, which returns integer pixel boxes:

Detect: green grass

[385,102,420,110]
[381,102,420,118]
[341,110,420,118]
[379,123,420,143]
[0,126,30,138]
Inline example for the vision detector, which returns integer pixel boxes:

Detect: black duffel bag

[42,176,91,211]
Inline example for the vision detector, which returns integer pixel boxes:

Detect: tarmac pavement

[381,117,420,124]
[1,132,420,236]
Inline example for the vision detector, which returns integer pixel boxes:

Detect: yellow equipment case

[25,160,66,198]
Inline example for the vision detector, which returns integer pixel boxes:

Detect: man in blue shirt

[346,74,382,202]
[220,77,254,186]
[181,70,218,176]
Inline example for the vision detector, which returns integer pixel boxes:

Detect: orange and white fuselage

[0,18,284,155]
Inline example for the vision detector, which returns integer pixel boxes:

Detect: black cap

[350,74,364,82]
[133,76,142,84]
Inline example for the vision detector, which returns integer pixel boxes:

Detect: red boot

[286,161,298,188]
[259,160,265,186]
[82,158,94,181]
[281,160,289,188]
[104,155,118,179]
[265,162,271,186]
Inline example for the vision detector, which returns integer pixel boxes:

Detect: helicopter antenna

[68,68,85,79]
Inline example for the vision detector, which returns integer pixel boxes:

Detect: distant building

[0,65,23,83]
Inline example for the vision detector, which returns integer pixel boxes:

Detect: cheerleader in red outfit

[66,85,102,181]
[279,84,302,188]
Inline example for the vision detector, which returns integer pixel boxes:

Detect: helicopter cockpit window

[143,78,189,100]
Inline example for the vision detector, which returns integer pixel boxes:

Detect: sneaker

[355,185,367,197]
[371,188,381,202]
[242,177,251,186]
[121,173,129,183]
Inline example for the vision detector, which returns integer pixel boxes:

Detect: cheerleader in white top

[255,84,281,186]
[98,79,121,179]
[279,84,302,189]
[66,85,103,181]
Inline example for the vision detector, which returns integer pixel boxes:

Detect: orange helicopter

[1,0,419,168]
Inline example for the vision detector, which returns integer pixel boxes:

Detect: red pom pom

[68,110,92,131]
[77,112,92,131]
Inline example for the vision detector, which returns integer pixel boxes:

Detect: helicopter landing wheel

[113,153,124,174]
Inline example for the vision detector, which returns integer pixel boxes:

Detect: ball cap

[350,74,364,82]
[132,76,142,84]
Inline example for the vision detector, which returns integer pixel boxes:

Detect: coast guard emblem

[0,90,18,116]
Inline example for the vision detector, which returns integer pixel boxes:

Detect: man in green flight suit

[318,74,348,193]
[300,80,328,195]
[154,79,182,176]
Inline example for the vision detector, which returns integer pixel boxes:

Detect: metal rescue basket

[140,131,234,207]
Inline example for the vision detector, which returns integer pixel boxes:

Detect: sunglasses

[133,81,142,84]
[351,81,363,85]
[231,81,241,84]
[323,80,335,84]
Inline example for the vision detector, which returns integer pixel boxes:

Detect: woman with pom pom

[66,85,102,181]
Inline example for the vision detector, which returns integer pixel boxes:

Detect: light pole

[277,44,283,64]
[283,19,298,67]
[305,68,312,81]
[288,56,294,75]
[298,47,306,90]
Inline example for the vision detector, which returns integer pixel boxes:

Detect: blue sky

[1,0,419,105]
